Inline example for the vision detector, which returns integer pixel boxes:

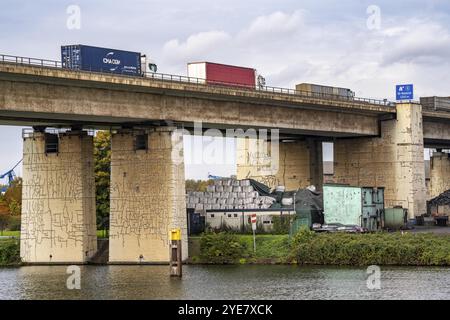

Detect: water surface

[0,265,449,300]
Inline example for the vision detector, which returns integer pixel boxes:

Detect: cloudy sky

[0,0,447,179]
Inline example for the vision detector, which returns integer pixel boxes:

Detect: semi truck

[296,83,355,99]
[187,62,257,89]
[61,44,143,76]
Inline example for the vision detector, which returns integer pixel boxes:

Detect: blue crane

[0,159,22,193]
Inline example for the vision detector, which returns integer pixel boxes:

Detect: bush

[0,240,21,266]
[200,232,247,264]
[272,215,291,234]
[291,229,450,266]
[7,216,21,231]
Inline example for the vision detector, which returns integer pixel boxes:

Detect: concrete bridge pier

[333,103,427,219]
[20,130,97,264]
[236,137,324,191]
[108,127,188,264]
[429,152,450,199]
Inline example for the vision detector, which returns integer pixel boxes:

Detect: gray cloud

[1,1,450,179]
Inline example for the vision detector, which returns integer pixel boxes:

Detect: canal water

[0,265,449,300]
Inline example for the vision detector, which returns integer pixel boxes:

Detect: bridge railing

[0,54,63,68]
[0,53,395,107]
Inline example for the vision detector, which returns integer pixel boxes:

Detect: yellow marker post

[169,228,182,277]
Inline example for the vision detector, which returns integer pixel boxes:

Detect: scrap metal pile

[428,190,450,206]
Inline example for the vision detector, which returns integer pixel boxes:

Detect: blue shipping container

[61,45,141,76]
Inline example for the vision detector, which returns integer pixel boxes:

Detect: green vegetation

[185,179,213,192]
[271,216,291,234]
[291,229,450,266]
[0,230,108,239]
[195,233,290,264]
[3,178,22,216]
[0,240,21,266]
[0,178,22,235]
[193,230,450,266]
[0,231,19,237]
[94,131,111,231]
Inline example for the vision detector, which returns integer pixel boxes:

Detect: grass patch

[0,231,20,237]
[197,233,291,264]
[0,230,109,239]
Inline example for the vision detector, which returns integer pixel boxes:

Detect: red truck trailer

[187,62,256,89]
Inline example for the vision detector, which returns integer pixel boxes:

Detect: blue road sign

[396,84,414,101]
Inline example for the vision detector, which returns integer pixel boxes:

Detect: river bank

[2,230,450,267]
[189,230,450,266]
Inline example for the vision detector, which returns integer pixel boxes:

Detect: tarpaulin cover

[294,189,323,211]
[249,179,275,197]
[268,188,323,211]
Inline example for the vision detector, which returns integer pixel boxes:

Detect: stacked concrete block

[186,178,277,212]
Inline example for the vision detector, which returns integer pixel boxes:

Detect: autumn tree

[94,131,111,230]
[3,177,22,216]
[185,179,214,192]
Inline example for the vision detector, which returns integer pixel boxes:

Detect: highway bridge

[0,54,449,264]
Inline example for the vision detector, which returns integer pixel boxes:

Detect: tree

[3,178,22,216]
[94,131,111,231]
[185,179,213,192]
[0,212,8,236]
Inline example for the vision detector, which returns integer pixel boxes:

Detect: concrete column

[20,131,97,264]
[109,127,187,264]
[334,103,427,219]
[429,152,450,199]
[236,138,321,190]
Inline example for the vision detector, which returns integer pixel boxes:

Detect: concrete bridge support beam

[108,127,187,264]
[429,152,450,199]
[20,131,97,264]
[236,138,323,191]
[333,103,427,219]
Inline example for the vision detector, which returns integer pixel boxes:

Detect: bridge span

[1,55,450,264]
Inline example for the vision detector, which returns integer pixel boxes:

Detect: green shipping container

[323,185,384,231]
[384,208,407,229]
[323,185,362,226]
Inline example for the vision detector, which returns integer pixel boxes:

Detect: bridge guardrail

[0,53,395,107]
